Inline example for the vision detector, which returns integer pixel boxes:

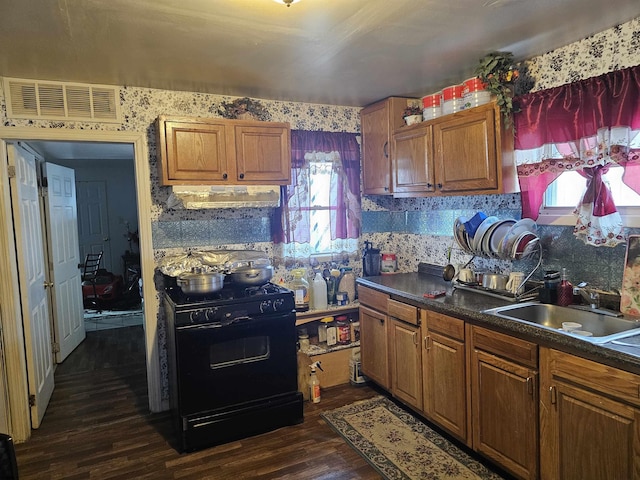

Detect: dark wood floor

[15,326,383,479]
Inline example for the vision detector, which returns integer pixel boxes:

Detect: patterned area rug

[321,395,505,480]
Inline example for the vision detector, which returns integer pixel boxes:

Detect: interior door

[43,162,86,363]
[76,181,112,273]
[7,143,54,429]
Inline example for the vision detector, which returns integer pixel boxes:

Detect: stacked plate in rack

[454,214,539,260]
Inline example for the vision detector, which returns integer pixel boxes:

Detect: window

[539,165,640,227]
[273,131,361,261]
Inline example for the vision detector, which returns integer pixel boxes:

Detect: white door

[7,143,54,429]
[43,163,86,363]
[76,181,112,273]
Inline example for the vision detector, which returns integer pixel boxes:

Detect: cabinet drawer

[358,286,389,313]
[426,310,464,340]
[388,299,419,325]
[471,325,538,368]
[546,348,640,406]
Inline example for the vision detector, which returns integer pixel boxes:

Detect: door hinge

[29,394,36,407]
[52,342,60,354]
[7,165,16,178]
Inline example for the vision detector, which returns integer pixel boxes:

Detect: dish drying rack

[452,236,543,303]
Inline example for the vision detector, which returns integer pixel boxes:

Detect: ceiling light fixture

[274,0,300,7]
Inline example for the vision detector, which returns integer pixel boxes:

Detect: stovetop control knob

[205,308,219,321]
[189,309,206,323]
[273,298,286,311]
[260,300,273,313]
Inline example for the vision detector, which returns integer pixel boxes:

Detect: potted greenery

[474,51,530,129]
[216,97,270,121]
[402,104,423,125]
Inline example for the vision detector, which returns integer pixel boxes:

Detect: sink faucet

[573,282,600,309]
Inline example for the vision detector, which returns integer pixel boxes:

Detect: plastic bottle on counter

[311,271,328,310]
[326,320,338,347]
[290,269,310,312]
[338,267,356,303]
[557,268,574,307]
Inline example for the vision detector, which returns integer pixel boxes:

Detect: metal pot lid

[228,260,272,273]
[178,268,225,283]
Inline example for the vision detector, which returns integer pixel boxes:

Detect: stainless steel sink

[483,302,640,344]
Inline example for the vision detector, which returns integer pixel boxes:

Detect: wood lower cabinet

[359,286,391,389]
[157,115,291,185]
[540,348,640,480]
[388,300,422,409]
[361,97,417,195]
[421,310,467,444]
[469,325,539,480]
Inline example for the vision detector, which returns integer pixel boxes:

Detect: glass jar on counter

[326,319,338,347]
[338,267,356,303]
[318,316,333,344]
[336,315,351,345]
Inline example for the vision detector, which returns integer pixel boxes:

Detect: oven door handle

[218,316,253,327]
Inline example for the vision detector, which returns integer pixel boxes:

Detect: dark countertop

[357,272,640,376]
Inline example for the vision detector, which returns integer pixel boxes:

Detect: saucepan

[177,267,225,294]
[226,261,273,286]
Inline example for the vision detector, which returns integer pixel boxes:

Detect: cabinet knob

[222,173,228,179]
[239,173,245,179]
[437,183,443,189]
[427,183,433,188]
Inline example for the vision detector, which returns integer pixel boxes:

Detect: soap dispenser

[557,268,573,307]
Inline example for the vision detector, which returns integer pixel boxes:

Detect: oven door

[174,310,298,415]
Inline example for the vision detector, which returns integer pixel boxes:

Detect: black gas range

[163,282,303,452]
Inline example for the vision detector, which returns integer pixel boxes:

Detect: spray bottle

[309,361,324,404]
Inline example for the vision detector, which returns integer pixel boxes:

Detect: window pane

[545,165,640,207]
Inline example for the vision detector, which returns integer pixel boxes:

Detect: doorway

[0,128,160,443]
[28,142,144,332]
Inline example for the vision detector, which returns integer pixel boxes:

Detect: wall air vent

[3,77,122,123]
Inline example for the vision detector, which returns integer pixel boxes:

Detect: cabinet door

[423,329,466,443]
[161,119,231,184]
[389,318,422,408]
[235,123,291,184]
[542,380,640,480]
[392,124,435,195]
[471,349,538,480]
[360,305,390,389]
[540,348,640,480]
[361,98,411,195]
[433,103,498,193]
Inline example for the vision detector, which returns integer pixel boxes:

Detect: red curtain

[514,64,640,220]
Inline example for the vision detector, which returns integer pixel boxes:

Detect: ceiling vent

[3,77,122,123]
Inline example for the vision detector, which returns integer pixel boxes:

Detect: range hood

[167,185,281,209]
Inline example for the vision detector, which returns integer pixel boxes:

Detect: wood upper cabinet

[421,310,467,444]
[157,115,291,186]
[390,102,517,197]
[392,124,434,195]
[358,286,391,389]
[433,103,499,193]
[388,300,422,409]
[469,325,539,480]
[540,348,640,480]
[361,97,417,195]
